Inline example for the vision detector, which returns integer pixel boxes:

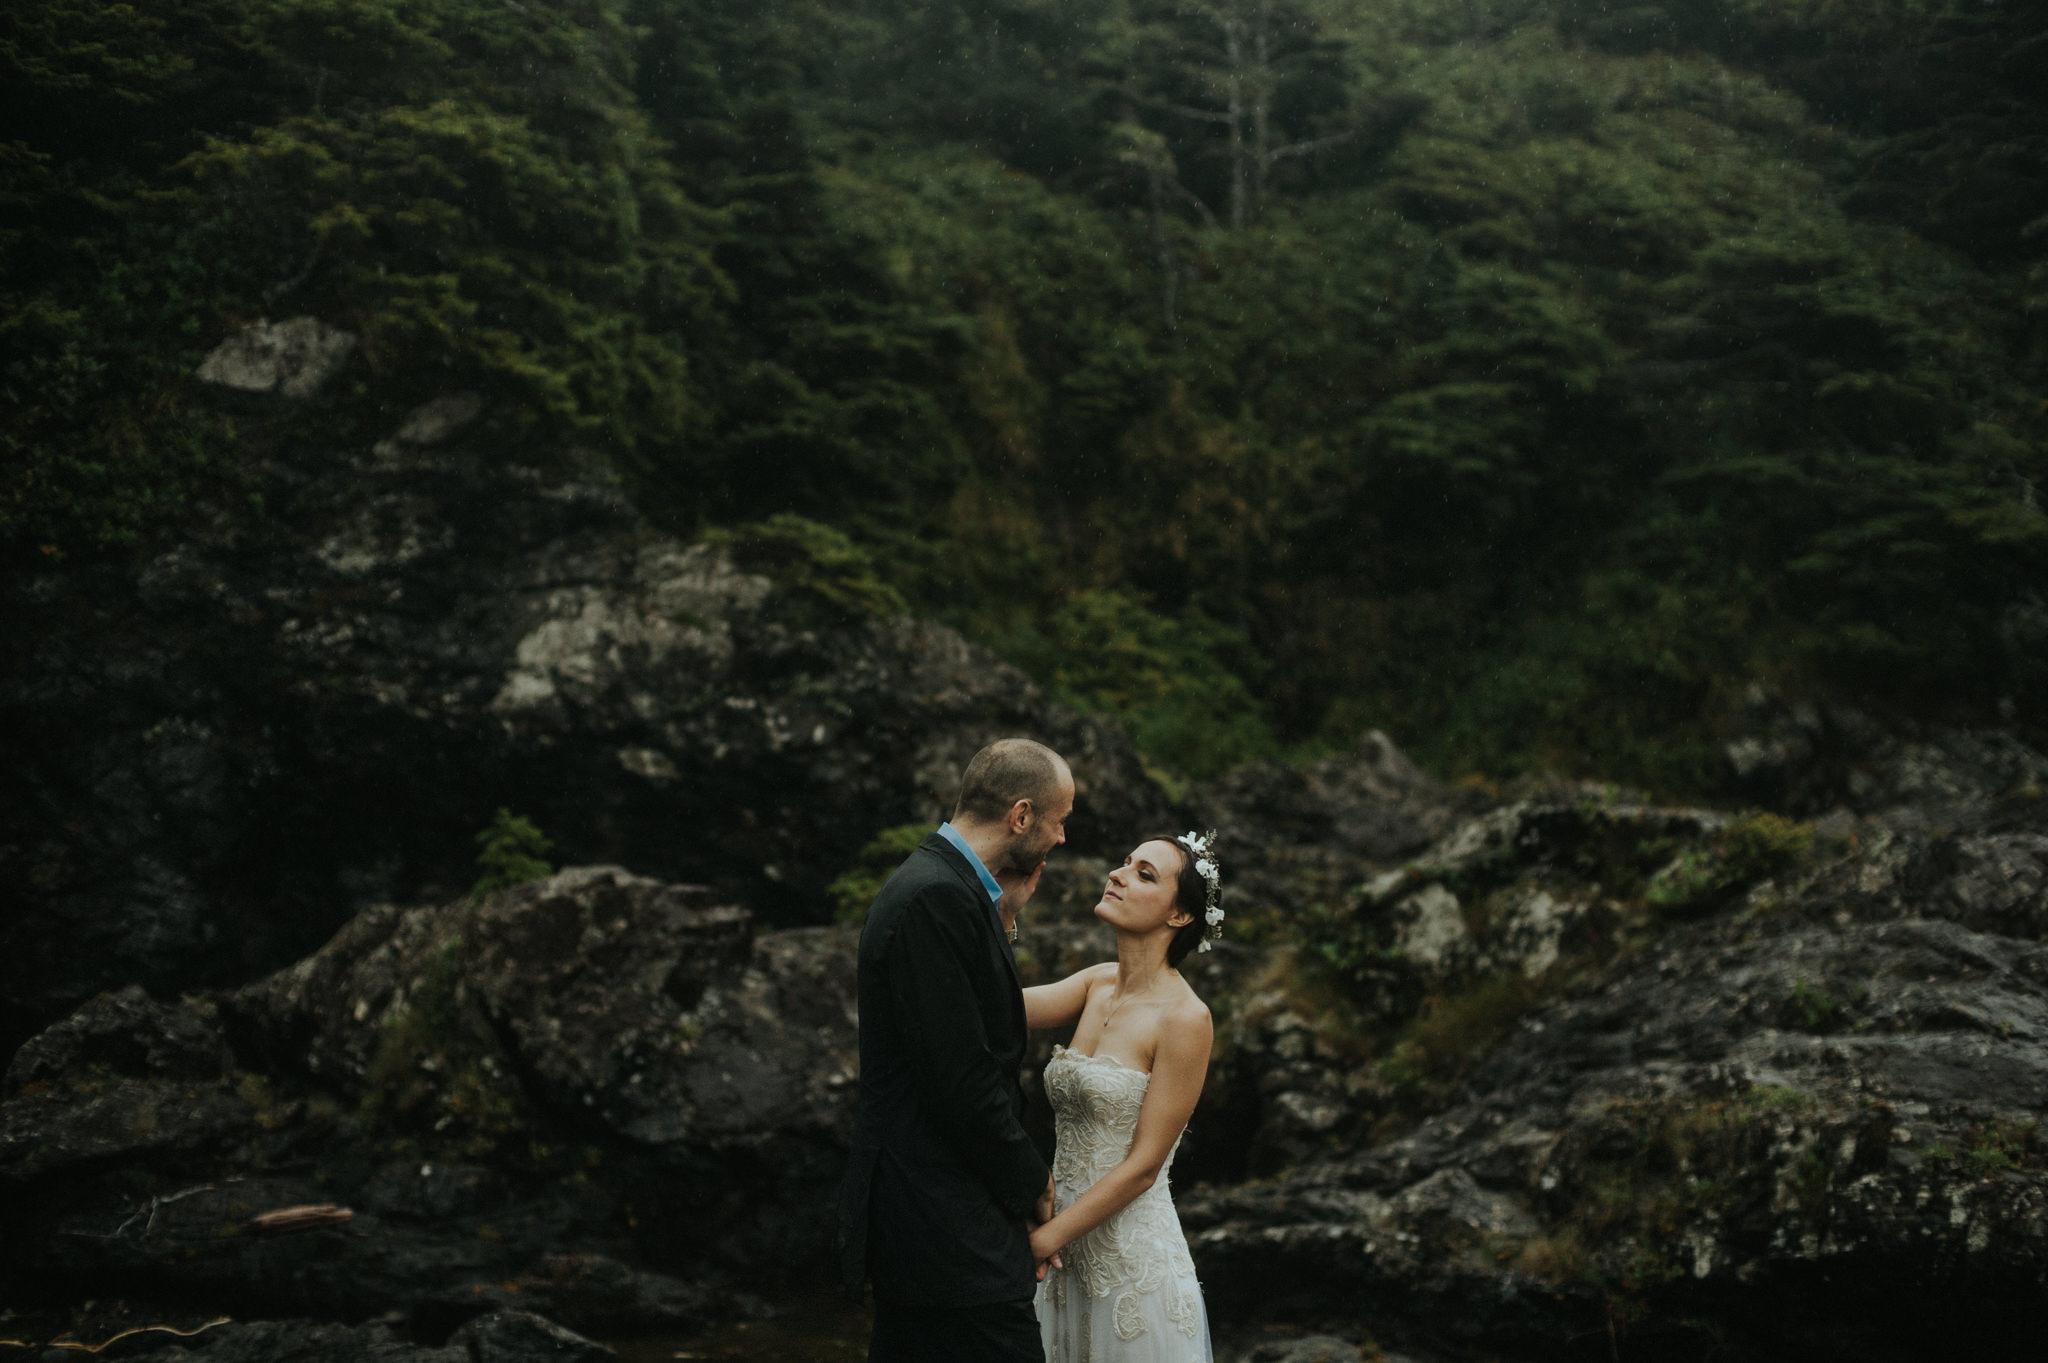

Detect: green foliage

[1295,896,1409,993]
[828,822,930,923]
[1787,978,1868,1033]
[1963,1118,2044,1176]
[709,514,909,626]
[473,808,554,897]
[3,0,726,558]
[7,0,2046,789]
[1646,813,1814,912]
[996,590,1281,781]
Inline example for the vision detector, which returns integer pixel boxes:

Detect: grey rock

[0,986,251,1182]
[0,867,822,1321]
[1726,687,2048,833]
[1804,829,2048,938]
[1193,732,1485,925]
[192,317,356,399]
[1382,1166,1536,1242]
[227,865,860,1201]
[394,392,484,446]
[1184,913,2048,1353]
[495,1253,717,1336]
[5,985,229,1092]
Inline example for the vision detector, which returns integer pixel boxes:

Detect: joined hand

[1029,1172,1063,1280]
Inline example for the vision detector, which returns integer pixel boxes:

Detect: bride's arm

[1023,962,1113,1031]
[1028,1002,1214,1257]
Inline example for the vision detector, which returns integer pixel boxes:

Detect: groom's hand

[1032,1171,1056,1227]
[997,860,1046,922]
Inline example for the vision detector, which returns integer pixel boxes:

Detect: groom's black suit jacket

[837,832,1050,1308]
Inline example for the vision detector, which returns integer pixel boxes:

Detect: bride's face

[1094,839,1193,934]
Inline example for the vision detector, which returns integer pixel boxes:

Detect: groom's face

[1003,776,1074,874]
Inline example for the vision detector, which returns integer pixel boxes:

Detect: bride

[1021,831,1222,1363]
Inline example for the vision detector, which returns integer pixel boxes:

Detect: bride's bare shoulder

[1167,978,1212,1030]
[1072,961,1117,1004]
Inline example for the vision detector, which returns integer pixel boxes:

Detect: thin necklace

[1102,975,1161,1030]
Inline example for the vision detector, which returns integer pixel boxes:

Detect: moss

[1512,1228,1589,1283]
[1293,897,1408,986]
[362,935,522,1158]
[1243,949,1380,1057]
[1376,972,1546,1105]
[1962,1117,2043,1175]
[1792,1151,1832,1219]
[1503,1085,1834,1310]
[235,1072,287,1131]
[1646,813,1815,913]
[1788,979,1867,1033]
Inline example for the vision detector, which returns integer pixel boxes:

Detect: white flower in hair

[1205,906,1223,925]
[1194,858,1215,879]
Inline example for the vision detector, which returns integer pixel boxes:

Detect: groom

[838,737,1074,1361]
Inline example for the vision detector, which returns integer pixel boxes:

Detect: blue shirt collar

[936,822,1004,904]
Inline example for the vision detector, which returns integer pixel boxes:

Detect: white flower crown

[1175,829,1224,952]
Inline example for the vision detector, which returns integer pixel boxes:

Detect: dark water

[608,1296,871,1362]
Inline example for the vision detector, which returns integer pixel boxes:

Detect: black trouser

[868,1297,1040,1363]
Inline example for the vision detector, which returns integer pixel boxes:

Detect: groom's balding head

[953,738,1071,826]
[953,738,1075,873]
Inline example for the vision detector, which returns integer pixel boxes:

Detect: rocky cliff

[8,325,2048,1360]
[6,744,2045,1358]
[0,347,1165,1056]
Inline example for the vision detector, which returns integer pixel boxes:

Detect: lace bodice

[1041,1044,1204,1349]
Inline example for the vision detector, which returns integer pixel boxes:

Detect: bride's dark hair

[1148,835,1214,968]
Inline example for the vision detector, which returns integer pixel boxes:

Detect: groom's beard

[995,832,1050,877]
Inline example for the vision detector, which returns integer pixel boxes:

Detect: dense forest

[5,0,2045,792]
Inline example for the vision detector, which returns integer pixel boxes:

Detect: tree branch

[1167,178,1219,230]
[1267,127,1363,164]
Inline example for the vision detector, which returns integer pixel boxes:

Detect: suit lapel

[923,834,1023,997]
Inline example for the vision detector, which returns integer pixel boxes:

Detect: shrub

[473,809,554,898]
[709,514,910,627]
[1646,812,1813,912]
[828,822,931,923]
[998,589,1280,782]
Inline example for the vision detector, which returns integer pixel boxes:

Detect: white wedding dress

[1034,1044,1214,1363]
